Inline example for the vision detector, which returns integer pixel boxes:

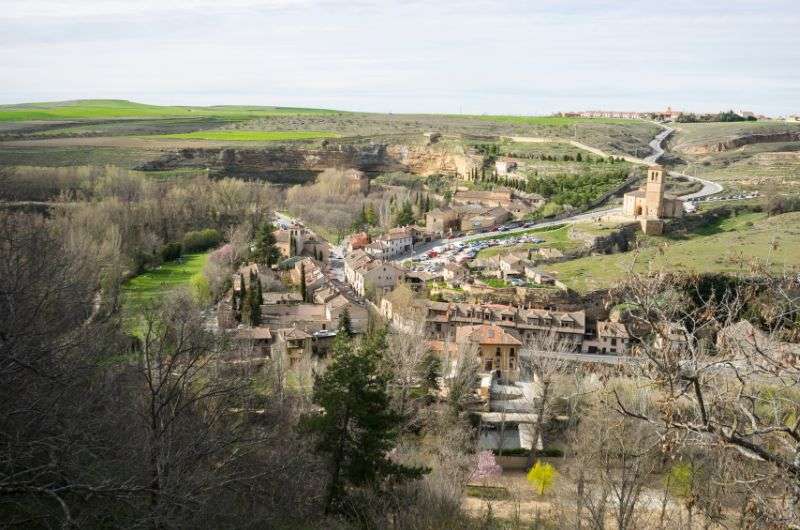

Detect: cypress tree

[300,263,308,302]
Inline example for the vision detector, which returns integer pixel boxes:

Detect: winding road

[398,124,724,261]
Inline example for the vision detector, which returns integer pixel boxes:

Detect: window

[496,347,501,356]
[611,338,617,346]
[510,348,516,357]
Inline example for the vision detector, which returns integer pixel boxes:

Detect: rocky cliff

[679,131,800,155]
[136,141,483,183]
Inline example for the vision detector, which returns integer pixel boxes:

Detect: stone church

[622,164,684,235]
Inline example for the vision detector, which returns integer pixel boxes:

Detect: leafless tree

[613,268,800,527]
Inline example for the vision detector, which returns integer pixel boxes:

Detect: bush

[182,228,222,253]
[160,242,182,262]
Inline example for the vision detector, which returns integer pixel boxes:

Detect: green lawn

[474,225,579,258]
[155,130,340,141]
[0,99,343,122]
[545,212,800,292]
[122,252,210,328]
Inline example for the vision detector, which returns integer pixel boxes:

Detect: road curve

[398,125,724,261]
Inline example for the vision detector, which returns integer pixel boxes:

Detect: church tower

[645,165,665,217]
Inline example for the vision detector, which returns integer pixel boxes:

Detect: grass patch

[122,252,210,329]
[546,212,800,292]
[155,130,340,142]
[465,485,511,501]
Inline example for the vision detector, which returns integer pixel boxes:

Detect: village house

[324,294,368,333]
[459,204,511,232]
[274,228,305,258]
[290,257,326,294]
[425,206,461,235]
[495,158,518,176]
[382,299,589,350]
[346,232,370,253]
[524,266,557,286]
[274,327,313,367]
[581,320,631,354]
[364,226,413,259]
[499,254,528,279]
[456,324,523,382]
[344,250,406,297]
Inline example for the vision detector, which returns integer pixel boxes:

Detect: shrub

[160,242,182,262]
[191,272,212,305]
[182,228,222,253]
[527,461,558,496]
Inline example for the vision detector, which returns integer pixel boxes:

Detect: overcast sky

[1,0,798,115]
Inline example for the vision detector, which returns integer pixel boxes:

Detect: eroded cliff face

[137,141,483,182]
[679,131,800,155]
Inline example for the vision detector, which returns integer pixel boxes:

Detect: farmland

[0,99,343,122]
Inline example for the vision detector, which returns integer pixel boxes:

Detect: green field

[122,252,209,327]
[0,99,343,122]
[156,130,340,141]
[545,212,800,292]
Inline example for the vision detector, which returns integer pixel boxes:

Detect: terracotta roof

[279,328,311,341]
[597,320,630,339]
[235,327,272,340]
[457,324,522,346]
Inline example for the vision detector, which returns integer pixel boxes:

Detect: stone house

[456,324,523,382]
[495,158,518,176]
[425,207,461,235]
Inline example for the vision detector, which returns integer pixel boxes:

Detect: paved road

[396,125,725,262]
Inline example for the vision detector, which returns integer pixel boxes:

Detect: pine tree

[253,221,282,266]
[305,331,428,514]
[337,307,353,338]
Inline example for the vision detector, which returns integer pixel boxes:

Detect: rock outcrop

[679,131,800,155]
[137,141,485,183]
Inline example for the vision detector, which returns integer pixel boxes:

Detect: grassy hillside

[545,211,800,292]
[0,99,343,122]
[667,121,800,193]
[156,130,340,141]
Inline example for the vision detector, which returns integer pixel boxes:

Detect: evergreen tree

[337,307,353,338]
[253,221,282,266]
[300,263,307,302]
[305,332,428,514]
[394,200,415,227]
[256,275,263,305]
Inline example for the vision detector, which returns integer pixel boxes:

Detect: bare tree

[613,268,800,527]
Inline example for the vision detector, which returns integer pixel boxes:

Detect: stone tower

[645,164,665,217]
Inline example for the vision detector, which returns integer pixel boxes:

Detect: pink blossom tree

[469,450,502,483]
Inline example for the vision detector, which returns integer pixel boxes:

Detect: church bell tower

[645,165,665,218]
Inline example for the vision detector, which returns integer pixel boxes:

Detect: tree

[612,269,800,526]
[253,221,281,266]
[527,461,557,496]
[337,306,353,338]
[299,263,308,302]
[394,200,415,227]
[469,451,502,483]
[304,332,428,514]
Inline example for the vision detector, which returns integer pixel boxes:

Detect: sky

[1,0,798,115]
